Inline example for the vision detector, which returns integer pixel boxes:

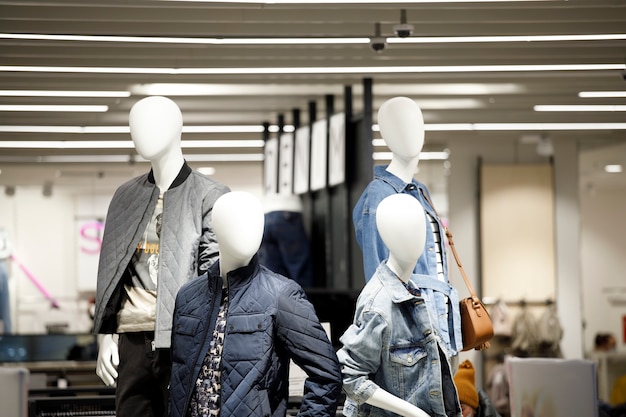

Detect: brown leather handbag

[423,193,493,351]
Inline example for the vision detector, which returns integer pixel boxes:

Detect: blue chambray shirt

[337,262,462,417]
[352,164,463,355]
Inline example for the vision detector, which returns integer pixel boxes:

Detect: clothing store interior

[1,1,625,416]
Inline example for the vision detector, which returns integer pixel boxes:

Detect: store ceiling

[0,0,625,190]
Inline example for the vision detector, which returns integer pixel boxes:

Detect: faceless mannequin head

[376,193,426,277]
[129,96,183,161]
[212,191,265,275]
[377,96,425,161]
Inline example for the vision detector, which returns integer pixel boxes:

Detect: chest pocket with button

[225,313,267,361]
[389,343,429,393]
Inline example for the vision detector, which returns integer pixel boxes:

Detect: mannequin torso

[169,191,342,417]
[94,96,231,417]
[368,194,429,417]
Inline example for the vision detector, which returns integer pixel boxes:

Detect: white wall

[580,156,626,353]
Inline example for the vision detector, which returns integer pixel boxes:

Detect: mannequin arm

[96,334,119,386]
[366,388,430,417]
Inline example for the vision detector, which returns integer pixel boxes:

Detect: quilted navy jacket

[169,255,342,417]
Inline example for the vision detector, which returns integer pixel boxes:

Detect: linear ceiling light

[3,122,626,143]
[0,140,265,149]
[158,0,555,4]
[534,105,626,112]
[371,122,626,131]
[0,33,367,45]
[604,164,623,173]
[578,91,626,98]
[374,151,449,161]
[1,64,623,75]
[389,34,626,44]
[0,105,109,112]
[4,32,623,45]
[0,154,265,164]
[132,82,523,96]
[0,90,131,97]
[0,125,271,134]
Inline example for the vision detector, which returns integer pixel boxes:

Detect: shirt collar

[373,165,418,194]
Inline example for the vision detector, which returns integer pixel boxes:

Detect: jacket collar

[374,261,417,304]
[374,164,415,193]
[208,254,261,291]
[147,160,192,190]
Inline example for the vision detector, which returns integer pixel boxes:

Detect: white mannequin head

[212,191,265,277]
[378,97,425,182]
[129,96,183,161]
[376,193,426,281]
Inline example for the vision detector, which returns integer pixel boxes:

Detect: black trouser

[116,332,171,417]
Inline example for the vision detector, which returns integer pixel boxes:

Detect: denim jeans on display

[259,210,314,288]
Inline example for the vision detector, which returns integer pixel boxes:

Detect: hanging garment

[510,304,539,357]
[536,302,563,357]
[490,299,512,338]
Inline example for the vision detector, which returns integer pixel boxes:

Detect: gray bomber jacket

[93,162,230,348]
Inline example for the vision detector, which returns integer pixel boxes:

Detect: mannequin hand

[96,334,119,386]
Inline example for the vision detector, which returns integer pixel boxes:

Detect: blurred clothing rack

[482,297,555,307]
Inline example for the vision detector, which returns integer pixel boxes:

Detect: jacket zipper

[182,282,221,415]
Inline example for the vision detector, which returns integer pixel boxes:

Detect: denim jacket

[353,165,463,355]
[337,262,462,417]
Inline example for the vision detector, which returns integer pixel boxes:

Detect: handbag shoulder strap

[421,192,479,301]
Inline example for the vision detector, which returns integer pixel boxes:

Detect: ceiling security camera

[393,23,414,38]
[369,36,387,53]
[394,9,414,38]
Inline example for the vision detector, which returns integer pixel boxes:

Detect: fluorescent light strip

[0,154,265,163]
[605,164,623,173]
[0,90,131,98]
[534,105,626,112]
[0,105,109,112]
[373,151,449,161]
[371,123,626,131]
[4,32,623,45]
[426,123,626,131]
[0,33,367,45]
[578,91,626,98]
[1,64,623,75]
[0,125,271,134]
[159,0,556,4]
[0,140,265,149]
[389,34,626,44]
[3,123,626,148]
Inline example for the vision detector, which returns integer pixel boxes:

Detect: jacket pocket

[172,314,201,363]
[389,344,426,367]
[389,344,428,395]
[225,313,266,361]
[175,314,201,336]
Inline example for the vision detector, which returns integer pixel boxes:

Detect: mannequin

[338,194,461,417]
[259,192,313,287]
[169,191,341,417]
[93,96,229,417]
[352,96,463,358]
